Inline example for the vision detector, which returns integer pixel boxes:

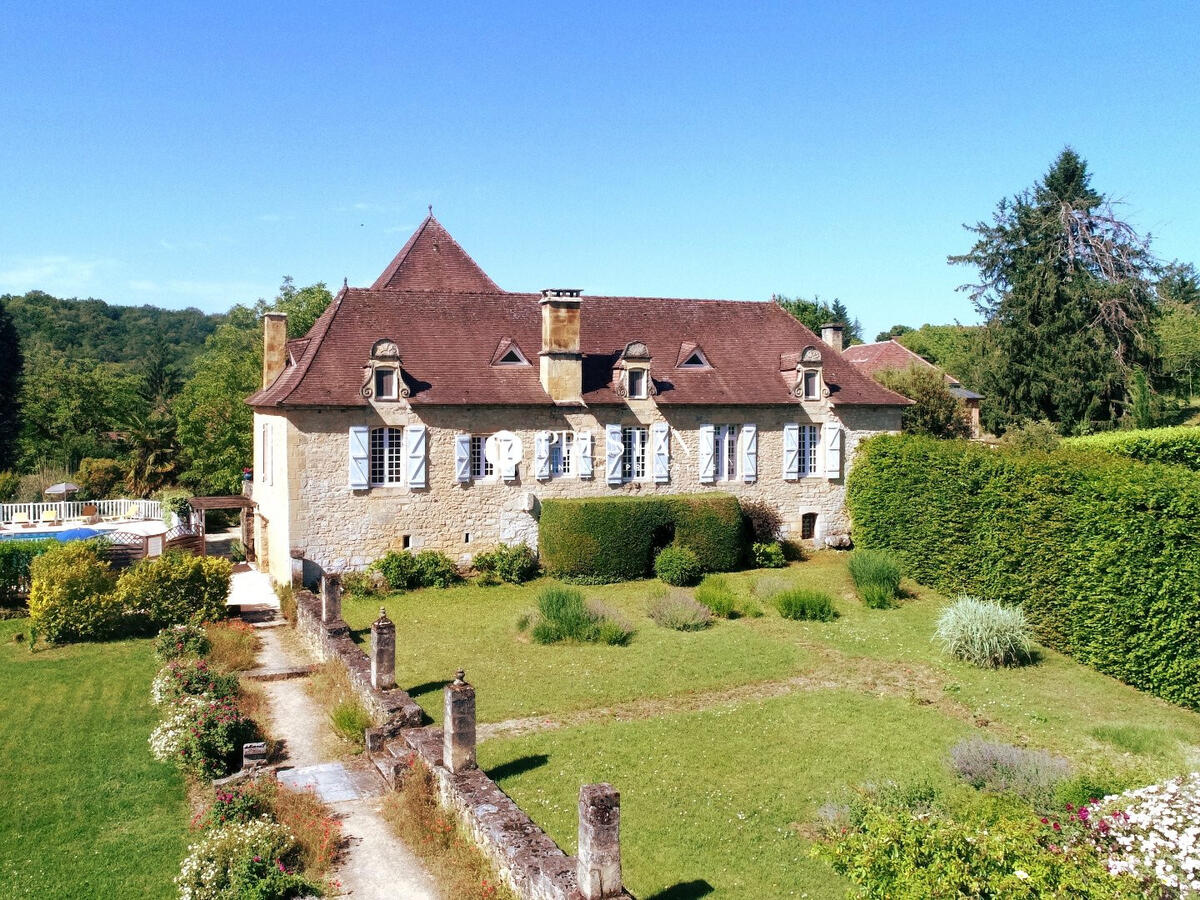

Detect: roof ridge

[369,215,501,293]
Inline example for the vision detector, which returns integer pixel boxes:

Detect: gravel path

[235,570,439,900]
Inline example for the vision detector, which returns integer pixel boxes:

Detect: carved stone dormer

[793,345,828,401]
[361,338,410,401]
[614,340,656,400]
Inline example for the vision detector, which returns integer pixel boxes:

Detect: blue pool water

[0,527,107,543]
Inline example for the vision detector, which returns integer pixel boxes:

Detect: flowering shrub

[195,783,270,830]
[1046,772,1200,896]
[151,659,239,706]
[149,695,254,778]
[176,819,315,900]
[154,623,211,661]
[818,787,1145,899]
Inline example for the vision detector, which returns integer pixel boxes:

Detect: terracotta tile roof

[248,289,910,409]
[842,340,981,398]
[370,214,500,293]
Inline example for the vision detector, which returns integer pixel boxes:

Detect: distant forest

[0,280,332,502]
[4,290,224,369]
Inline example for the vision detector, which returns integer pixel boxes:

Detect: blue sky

[1,1,1197,341]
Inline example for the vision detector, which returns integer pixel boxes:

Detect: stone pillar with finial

[371,607,396,690]
[443,669,476,774]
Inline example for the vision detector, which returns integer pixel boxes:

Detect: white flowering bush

[176,818,313,900]
[148,696,204,762]
[1044,772,1200,896]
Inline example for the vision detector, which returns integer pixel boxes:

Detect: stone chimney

[539,289,583,404]
[262,312,288,388]
[820,322,844,353]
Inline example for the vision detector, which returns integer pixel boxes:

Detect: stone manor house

[247,215,909,583]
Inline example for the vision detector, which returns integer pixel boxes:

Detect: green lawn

[342,553,1200,899]
[0,619,189,899]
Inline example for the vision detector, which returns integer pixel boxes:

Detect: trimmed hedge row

[539,494,747,582]
[846,434,1200,710]
[0,538,58,605]
[1062,426,1200,471]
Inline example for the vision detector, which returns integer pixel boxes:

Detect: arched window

[370,427,405,486]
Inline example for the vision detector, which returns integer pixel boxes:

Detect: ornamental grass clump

[847,549,902,609]
[774,588,837,622]
[648,590,713,631]
[522,586,632,645]
[694,575,737,618]
[935,595,1034,668]
[949,738,1070,802]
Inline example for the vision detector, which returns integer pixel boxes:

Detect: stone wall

[253,398,901,581]
[292,588,423,735]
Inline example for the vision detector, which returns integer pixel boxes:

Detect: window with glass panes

[714,425,740,481]
[800,424,819,476]
[470,435,494,479]
[549,431,574,477]
[369,427,405,486]
[621,426,648,481]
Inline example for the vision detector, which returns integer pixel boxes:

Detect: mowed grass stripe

[0,619,188,899]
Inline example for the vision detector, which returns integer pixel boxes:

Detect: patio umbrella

[43,482,80,497]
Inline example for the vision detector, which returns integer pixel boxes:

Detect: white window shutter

[577,431,594,479]
[699,424,716,484]
[406,424,427,488]
[651,422,670,483]
[348,426,369,489]
[605,424,623,485]
[534,431,551,480]
[742,423,758,483]
[783,423,800,480]
[499,435,519,482]
[454,434,471,483]
[824,423,842,478]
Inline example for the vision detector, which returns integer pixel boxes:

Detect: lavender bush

[950,738,1071,800]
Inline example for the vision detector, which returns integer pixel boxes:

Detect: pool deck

[0,518,168,540]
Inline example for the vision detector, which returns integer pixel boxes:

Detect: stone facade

[252,399,901,582]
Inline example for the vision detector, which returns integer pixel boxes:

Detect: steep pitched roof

[370,215,501,292]
[248,289,910,409]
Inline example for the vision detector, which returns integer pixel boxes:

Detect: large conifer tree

[950,148,1157,430]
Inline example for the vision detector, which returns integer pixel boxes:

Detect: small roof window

[491,337,531,366]
[676,342,711,369]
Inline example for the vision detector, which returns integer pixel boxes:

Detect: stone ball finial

[454,669,466,685]
[380,606,387,618]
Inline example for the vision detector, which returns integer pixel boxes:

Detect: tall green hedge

[539,494,747,582]
[0,539,58,605]
[1062,426,1200,470]
[847,434,1200,710]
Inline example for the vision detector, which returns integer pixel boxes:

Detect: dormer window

[491,338,531,367]
[374,367,398,400]
[362,338,409,401]
[628,369,648,399]
[616,341,655,401]
[792,345,825,401]
[677,343,711,369]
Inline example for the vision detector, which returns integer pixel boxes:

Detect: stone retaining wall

[404,727,633,900]
[293,589,423,735]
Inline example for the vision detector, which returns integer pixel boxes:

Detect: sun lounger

[118,503,143,521]
[9,512,33,528]
[40,509,62,526]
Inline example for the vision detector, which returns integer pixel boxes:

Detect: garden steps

[242,663,317,682]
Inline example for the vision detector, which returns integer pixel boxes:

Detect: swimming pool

[0,527,108,543]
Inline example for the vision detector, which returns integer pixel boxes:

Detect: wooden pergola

[188,495,257,558]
